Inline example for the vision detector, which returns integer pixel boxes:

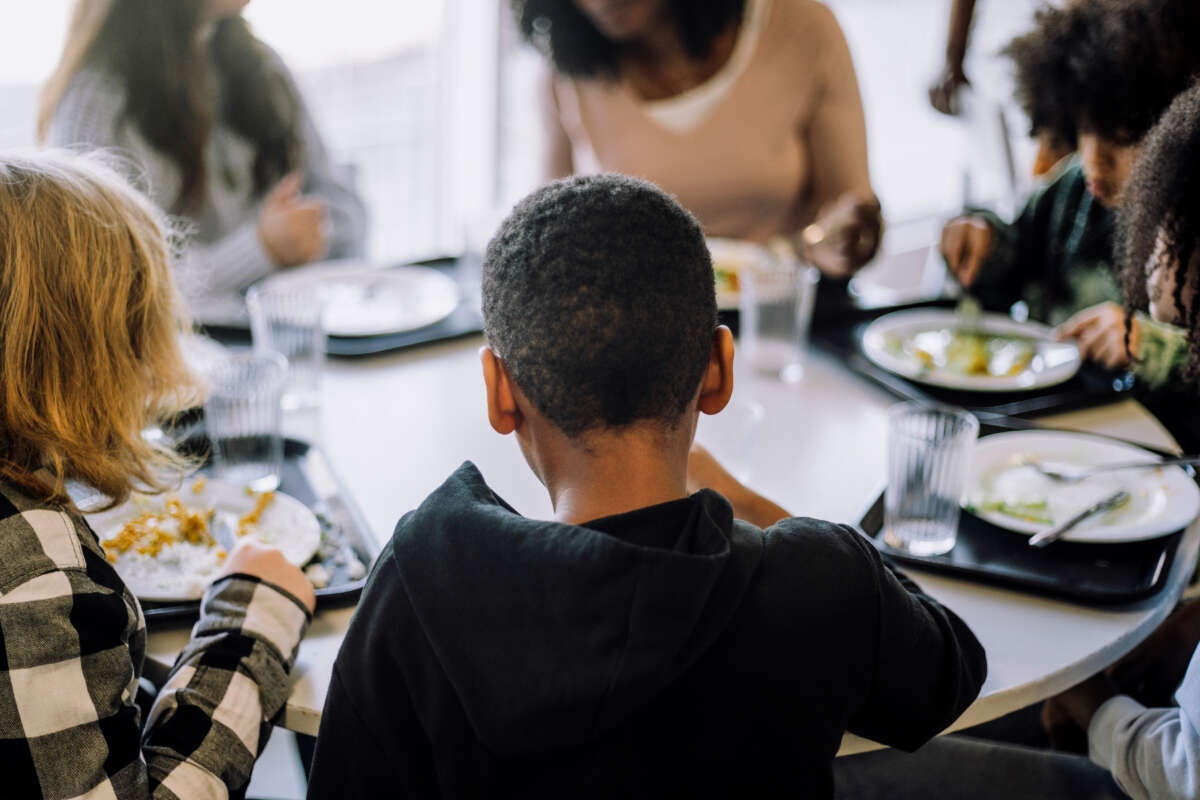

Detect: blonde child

[0,150,314,798]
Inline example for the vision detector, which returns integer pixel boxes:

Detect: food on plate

[969,499,1054,525]
[103,496,219,562]
[887,327,1037,378]
[712,260,740,298]
[305,562,331,589]
[238,489,276,536]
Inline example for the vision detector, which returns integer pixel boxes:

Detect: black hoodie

[308,463,986,798]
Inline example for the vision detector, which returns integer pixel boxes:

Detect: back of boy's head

[1007,0,1200,147]
[0,150,200,506]
[482,174,716,439]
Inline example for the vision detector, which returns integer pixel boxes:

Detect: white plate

[862,308,1081,392]
[965,431,1200,543]
[707,238,766,310]
[261,260,461,337]
[87,478,321,602]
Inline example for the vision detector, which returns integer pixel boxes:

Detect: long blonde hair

[0,150,203,508]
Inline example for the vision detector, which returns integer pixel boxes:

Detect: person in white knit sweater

[38,0,367,325]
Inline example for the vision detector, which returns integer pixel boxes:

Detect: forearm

[848,534,988,747]
[144,575,311,793]
[945,0,977,66]
[1089,698,1200,800]
[725,483,791,530]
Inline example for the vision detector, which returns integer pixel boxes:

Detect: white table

[146,337,1200,751]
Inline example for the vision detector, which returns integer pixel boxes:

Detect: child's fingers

[1055,307,1101,340]
[266,172,303,205]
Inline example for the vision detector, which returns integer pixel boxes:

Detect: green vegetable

[974,499,1053,525]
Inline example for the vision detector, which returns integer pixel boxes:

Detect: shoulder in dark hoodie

[308,463,986,798]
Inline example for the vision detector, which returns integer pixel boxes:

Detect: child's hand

[258,173,330,268]
[219,540,317,613]
[1055,302,1141,369]
[940,215,994,288]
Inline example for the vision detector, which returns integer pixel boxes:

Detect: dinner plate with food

[86,476,321,602]
[260,259,462,337]
[964,430,1200,543]
[861,307,1082,392]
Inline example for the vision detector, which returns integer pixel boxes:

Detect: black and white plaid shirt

[0,479,312,798]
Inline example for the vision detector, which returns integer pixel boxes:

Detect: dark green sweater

[974,158,1119,325]
[971,158,1187,388]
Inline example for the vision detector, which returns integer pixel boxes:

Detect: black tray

[812,310,1136,419]
[860,428,1188,605]
[138,436,380,626]
[202,255,484,358]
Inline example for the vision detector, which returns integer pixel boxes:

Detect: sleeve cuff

[1133,312,1189,390]
[217,222,278,288]
[197,574,312,665]
[1088,694,1147,771]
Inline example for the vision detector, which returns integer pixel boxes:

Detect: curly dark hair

[1120,81,1200,378]
[512,0,745,78]
[84,0,301,211]
[482,174,717,438]
[1006,0,1200,147]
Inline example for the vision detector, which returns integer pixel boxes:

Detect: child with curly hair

[940,0,1200,385]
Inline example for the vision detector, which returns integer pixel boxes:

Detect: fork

[1023,455,1200,483]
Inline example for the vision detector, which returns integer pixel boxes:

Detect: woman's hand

[800,192,882,279]
[219,539,317,613]
[1055,302,1141,369]
[258,173,330,268]
[929,63,969,116]
[940,215,994,288]
[687,442,791,529]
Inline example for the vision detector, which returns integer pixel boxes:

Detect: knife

[1028,490,1130,548]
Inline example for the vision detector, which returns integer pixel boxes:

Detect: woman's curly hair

[1120,81,1200,378]
[1006,0,1200,148]
[512,0,745,79]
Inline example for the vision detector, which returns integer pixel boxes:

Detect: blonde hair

[0,150,203,508]
[37,0,112,142]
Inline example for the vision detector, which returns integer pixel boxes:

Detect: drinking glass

[739,250,820,383]
[884,403,979,556]
[204,352,287,491]
[247,284,325,410]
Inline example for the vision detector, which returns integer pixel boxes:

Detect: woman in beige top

[518,0,882,277]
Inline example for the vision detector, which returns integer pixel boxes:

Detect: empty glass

[884,403,979,556]
[247,284,325,410]
[204,352,287,491]
[739,249,820,383]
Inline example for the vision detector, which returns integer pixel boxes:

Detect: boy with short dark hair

[308,174,986,798]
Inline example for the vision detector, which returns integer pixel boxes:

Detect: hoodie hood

[389,462,763,758]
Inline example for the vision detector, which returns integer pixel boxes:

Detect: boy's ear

[480,346,524,435]
[697,326,735,416]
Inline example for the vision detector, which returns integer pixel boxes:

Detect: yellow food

[103,495,216,559]
[237,491,276,537]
